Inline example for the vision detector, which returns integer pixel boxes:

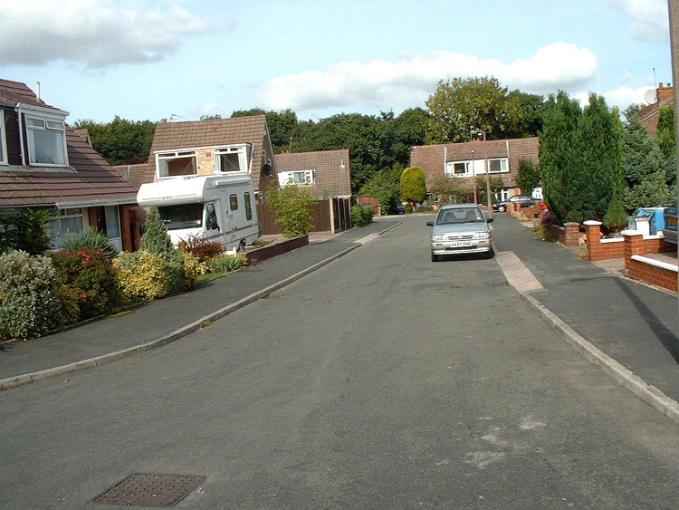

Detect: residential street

[2,216,678,509]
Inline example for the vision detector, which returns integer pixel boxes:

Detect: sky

[0,0,672,123]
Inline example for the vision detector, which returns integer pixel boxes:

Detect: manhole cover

[93,473,206,507]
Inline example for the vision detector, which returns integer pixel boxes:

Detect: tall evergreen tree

[140,207,175,254]
[539,92,582,224]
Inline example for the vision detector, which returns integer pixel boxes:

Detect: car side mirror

[486,217,494,223]
[426,221,434,227]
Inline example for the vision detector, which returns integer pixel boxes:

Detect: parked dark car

[493,195,539,213]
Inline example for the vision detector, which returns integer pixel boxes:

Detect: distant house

[275,149,352,199]
[141,115,279,193]
[409,137,539,201]
[0,79,140,250]
[639,82,674,136]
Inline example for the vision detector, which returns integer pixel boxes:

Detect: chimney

[657,82,674,103]
[160,118,167,123]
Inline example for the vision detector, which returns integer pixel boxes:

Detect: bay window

[216,145,250,173]
[48,208,84,249]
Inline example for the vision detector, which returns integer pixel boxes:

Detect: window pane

[166,157,196,177]
[230,194,238,210]
[244,192,252,221]
[205,203,218,230]
[489,159,502,172]
[29,128,66,165]
[158,203,203,230]
[46,121,64,130]
[104,206,120,238]
[220,153,241,172]
[453,162,467,175]
[26,118,44,127]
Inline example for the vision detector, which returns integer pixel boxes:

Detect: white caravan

[137,175,259,252]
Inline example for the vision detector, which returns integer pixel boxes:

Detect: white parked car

[427,204,494,262]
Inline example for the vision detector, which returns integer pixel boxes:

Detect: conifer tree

[140,206,175,254]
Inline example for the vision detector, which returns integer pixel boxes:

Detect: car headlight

[432,235,445,242]
[474,232,490,239]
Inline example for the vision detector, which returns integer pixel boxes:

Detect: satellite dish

[644,89,656,104]
[262,162,273,177]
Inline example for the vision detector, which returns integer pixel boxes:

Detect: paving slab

[0,220,398,382]
[492,214,679,402]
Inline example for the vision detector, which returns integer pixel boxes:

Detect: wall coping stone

[584,220,602,226]
[621,229,643,237]
[631,255,679,273]
[600,237,624,244]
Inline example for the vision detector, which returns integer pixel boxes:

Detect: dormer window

[26,115,68,166]
[0,110,7,165]
[156,150,197,178]
[216,144,250,173]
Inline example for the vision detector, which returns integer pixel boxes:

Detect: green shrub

[351,205,374,226]
[0,251,65,339]
[0,209,52,255]
[266,185,315,237]
[52,247,119,320]
[404,203,414,214]
[180,249,206,287]
[400,167,426,207]
[140,206,174,254]
[114,250,185,302]
[63,229,118,259]
[57,284,81,325]
[206,253,247,273]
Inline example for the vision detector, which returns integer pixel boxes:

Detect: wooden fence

[257,197,352,235]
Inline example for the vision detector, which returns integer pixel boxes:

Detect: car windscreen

[158,203,203,230]
[436,207,485,224]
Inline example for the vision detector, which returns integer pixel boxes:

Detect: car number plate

[451,241,471,248]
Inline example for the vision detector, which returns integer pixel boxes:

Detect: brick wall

[246,235,308,264]
[197,149,215,175]
[623,231,678,292]
[586,221,674,261]
[357,196,381,215]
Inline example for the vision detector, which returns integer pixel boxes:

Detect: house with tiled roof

[409,137,539,202]
[142,115,278,192]
[0,79,140,250]
[275,149,351,200]
[639,83,674,136]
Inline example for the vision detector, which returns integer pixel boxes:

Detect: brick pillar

[623,230,644,271]
[584,220,602,260]
[563,222,580,247]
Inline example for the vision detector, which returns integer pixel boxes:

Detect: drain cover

[93,473,206,507]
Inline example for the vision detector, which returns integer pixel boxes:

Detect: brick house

[274,149,352,199]
[639,82,674,136]
[0,79,140,251]
[137,115,279,193]
[409,137,540,202]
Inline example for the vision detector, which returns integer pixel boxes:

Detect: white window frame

[0,110,7,166]
[215,144,251,174]
[487,158,509,174]
[445,161,472,177]
[48,208,85,249]
[289,170,314,185]
[24,113,69,167]
[156,150,197,179]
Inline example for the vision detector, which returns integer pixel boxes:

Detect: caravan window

[229,194,239,211]
[205,203,218,230]
[158,203,203,230]
[244,192,252,220]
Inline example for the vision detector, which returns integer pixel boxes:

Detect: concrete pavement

[1,215,678,509]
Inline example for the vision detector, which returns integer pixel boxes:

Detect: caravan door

[204,202,221,241]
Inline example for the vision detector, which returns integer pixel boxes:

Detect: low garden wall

[246,235,309,264]
[585,220,674,261]
[623,230,678,292]
[546,222,581,247]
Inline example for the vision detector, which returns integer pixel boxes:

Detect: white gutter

[17,109,26,166]
[56,197,137,209]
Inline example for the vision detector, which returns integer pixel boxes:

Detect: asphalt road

[1,216,678,509]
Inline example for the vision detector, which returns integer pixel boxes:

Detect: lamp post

[471,150,477,204]
[474,129,493,211]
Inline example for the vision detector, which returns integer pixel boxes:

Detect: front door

[104,206,122,251]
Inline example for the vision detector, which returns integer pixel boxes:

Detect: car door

[204,202,221,240]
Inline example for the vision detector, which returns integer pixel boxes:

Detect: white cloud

[262,43,597,113]
[0,0,211,68]
[574,85,656,111]
[606,0,669,42]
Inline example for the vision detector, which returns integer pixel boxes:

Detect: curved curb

[0,243,363,392]
[521,292,679,426]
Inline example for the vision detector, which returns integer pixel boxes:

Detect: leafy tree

[390,108,434,166]
[425,76,544,142]
[0,209,52,255]
[656,103,675,158]
[400,167,426,208]
[358,165,402,214]
[623,103,644,123]
[475,175,504,205]
[266,185,315,237]
[621,117,672,210]
[232,108,298,153]
[540,91,582,224]
[429,175,470,204]
[140,207,174,254]
[516,159,541,195]
[73,116,156,165]
[200,114,223,120]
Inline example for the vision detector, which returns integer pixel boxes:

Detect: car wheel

[484,249,495,259]
[498,205,506,213]
[431,252,439,262]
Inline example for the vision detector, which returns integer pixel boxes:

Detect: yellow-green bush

[114,250,185,302]
[180,249,206,286]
